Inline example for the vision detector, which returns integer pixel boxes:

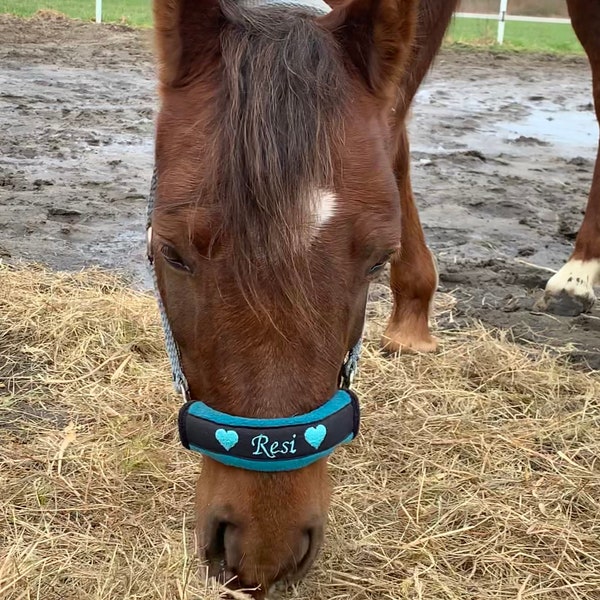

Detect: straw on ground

[1,263,599,599]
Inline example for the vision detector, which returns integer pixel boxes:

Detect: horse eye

[160,244,190,272]
[368,252,394,275]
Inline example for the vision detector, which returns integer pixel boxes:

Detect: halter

[146,0,366,473]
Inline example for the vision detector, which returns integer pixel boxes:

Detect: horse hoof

[534,289,594,317]
[381,332,438,355]
[534,259,598,316]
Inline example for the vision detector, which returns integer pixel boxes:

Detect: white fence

[92,0,571,43]
[455,0,570,44]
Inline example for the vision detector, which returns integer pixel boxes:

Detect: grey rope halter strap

[340,336,363,388]
[238,0,332,13]
[146,168,189,398]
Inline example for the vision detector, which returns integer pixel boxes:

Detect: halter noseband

[179,390,360,471]
[146,0,365,474]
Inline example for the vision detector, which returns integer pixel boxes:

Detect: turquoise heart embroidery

[304,425,327,450]
[215,429,239,452]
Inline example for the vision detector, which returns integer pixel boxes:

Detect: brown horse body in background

[151,0,600,596]
[381,0,600,354]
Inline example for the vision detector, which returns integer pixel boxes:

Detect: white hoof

[536,259,600,316]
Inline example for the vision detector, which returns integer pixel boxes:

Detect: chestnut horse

[151,0,416,595]
[150,0,600,596]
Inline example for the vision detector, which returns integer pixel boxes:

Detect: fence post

[96,0,102,23]
[497,0,508,44]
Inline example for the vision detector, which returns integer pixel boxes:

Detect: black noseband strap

[178,389,360,472]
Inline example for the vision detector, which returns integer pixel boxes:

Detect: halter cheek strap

[179,389,359,471]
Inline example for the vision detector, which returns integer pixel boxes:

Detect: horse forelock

[206,5,348,305]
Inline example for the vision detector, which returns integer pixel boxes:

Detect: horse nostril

[298,530,311,565]
[205,520,233,579]
[223,522,241,574]
[292,525,323,581]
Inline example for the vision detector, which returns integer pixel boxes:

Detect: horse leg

[382,122,439,353]
[537,0,600,315]
[381,0,457,353]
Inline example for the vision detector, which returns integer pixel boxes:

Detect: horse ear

[153,0,225,87]
[320,0,417,100]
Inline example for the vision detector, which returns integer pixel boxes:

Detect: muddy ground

[1,15,599,367]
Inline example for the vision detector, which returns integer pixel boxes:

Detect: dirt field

[1,14,599,366]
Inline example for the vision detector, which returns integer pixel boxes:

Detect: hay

[1,263,599,600]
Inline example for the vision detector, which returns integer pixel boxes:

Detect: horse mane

[210,3,348,302]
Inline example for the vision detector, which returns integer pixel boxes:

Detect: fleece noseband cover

[178,389,360,472]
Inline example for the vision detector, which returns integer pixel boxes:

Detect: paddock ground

[1,13,600,600]
[1,14,599,366]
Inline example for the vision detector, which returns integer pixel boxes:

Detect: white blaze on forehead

[311,188,337,230]
[545,258,600,302]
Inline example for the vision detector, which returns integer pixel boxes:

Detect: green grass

[446,17,584,54]
[0,0,151,26]
[0,1,586,54]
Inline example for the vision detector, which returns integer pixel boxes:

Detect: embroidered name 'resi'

[251,434,297,458]
[180,390,359,471]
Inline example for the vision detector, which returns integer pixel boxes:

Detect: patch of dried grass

[31,10,70,22]
[1,263,599,600]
